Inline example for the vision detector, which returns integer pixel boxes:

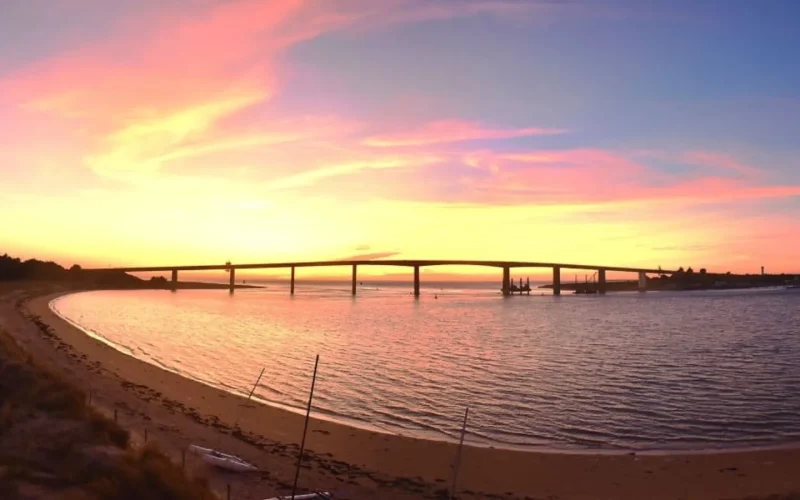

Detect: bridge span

[89,260,677,297]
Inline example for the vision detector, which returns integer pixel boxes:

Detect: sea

[50,282,800,452]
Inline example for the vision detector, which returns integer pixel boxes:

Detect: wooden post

[291,355,320,500]
[290,266,295,295]
[352,265,357,296]
[413,266,420,298]
[450,407,469,499]
[171,269,178,291]
[229,267,236,294]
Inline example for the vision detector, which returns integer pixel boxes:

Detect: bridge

[89,260,677,297]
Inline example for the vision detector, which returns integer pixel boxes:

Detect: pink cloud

[683,151,762,177]
[459,148,800,206]
[461,149,650,198]
[0,0,382,186]
[363,120,566,147]
[0,1,571,190]
[1,1,318,119]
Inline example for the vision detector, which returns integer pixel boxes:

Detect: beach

[2,283,800,499]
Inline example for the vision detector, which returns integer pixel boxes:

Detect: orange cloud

[363,120,566,147]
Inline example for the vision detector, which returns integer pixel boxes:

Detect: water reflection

[53,286,800,451]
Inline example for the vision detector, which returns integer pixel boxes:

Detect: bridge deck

[88,260,675,275]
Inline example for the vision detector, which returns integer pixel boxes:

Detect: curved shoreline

[48,289,800,457]
[48,292,399,441]
[13,288,800,499]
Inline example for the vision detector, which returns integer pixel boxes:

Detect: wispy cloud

[683,151,762,177]
[339,0,634,34]
[264,154,443,190]
[86,90,268,179]
[460,148,800,207]
[364,120,566,147]
[340,251,401,261]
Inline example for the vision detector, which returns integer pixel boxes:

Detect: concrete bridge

[90,260,676,297]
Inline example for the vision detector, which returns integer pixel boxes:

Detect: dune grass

[0,327,216,499]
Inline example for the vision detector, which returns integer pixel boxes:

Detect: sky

[1,0,799,280]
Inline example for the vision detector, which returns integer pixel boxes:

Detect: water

[51,284,800,451]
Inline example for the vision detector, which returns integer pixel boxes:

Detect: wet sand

[2,283,800,499]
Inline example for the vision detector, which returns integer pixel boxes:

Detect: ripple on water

[51,287,800,451]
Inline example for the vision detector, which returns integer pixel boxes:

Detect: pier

[89,260,676,297]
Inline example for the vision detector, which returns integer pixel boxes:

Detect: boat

[201,451,257,472]
[263,493,333,500]
[188,444,258,472]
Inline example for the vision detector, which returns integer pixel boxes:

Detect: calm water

[51,285,800,451]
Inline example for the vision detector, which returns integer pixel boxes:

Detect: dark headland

[0,253,259,291]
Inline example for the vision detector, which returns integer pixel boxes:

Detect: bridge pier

[552,266,561,296]
[228,268,235,294]
[598,269,607,294]
[502,266,511,296]
[171,269,178,292]
[638,271,647,292]
[290,266,295,295]
[413,265,420,298]
[352,265,357,296]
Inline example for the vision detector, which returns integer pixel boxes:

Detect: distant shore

[3,283,800,499]
[541,271,799,294]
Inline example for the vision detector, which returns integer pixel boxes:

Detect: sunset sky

[1,0,799,279]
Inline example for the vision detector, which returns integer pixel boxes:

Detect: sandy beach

[2,283,799,500]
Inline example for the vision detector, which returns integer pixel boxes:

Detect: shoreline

[5,284,800,498]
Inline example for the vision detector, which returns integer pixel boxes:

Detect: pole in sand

[450,406,469,499]
[247,367,266,401]
[213,366,266,450]
[290,354,320,500]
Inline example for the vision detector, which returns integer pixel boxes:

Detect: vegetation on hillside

[0,327,215,499]
[0,253,172,289]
